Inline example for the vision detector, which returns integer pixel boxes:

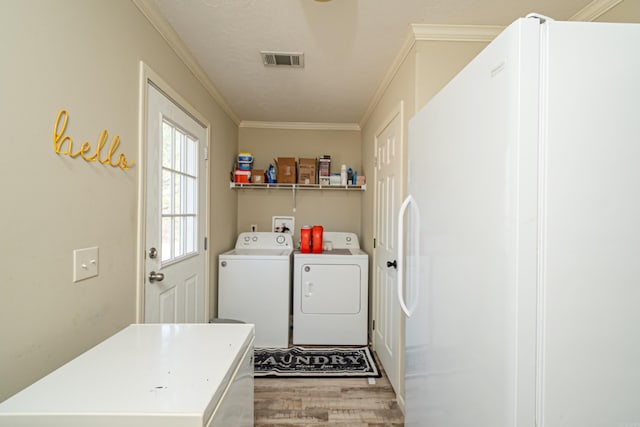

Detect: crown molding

[131,0,240,125]
[360,24,501,127]
[239,121,361,131]
[569,0,623,21]
[411,23,504,42]
[359,29,416,128]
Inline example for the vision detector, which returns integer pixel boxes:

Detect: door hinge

[372,320,375,331]
[204,145,209,160]
[373,238,376,249]
[204,237,208,250]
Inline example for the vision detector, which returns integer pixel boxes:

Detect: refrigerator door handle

[397,194,419,318]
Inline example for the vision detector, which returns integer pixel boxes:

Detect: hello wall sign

[53,109,135,171]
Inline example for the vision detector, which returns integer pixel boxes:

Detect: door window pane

[160,119,198,263]
[162,122,172,168]
[162,170,172,215]
[161,217,172,262]
[173,216,184,258]
[186,137,197,176]
[186,176,196,215]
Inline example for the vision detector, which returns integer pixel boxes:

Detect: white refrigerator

[399,16,640,427]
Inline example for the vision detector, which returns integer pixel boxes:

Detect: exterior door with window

[144,84,208,323]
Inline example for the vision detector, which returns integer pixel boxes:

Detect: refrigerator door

[404,18,540,426]
[537,21,640,426]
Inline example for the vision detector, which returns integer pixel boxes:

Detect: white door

[144,83,208,323]
[373,106,403,394]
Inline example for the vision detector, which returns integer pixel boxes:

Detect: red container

[311,225,323,254]
[234,168,251,183]
[300,226,311,253]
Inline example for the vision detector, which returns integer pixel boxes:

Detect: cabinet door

[206,341,254,427]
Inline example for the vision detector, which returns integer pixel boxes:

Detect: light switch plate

[73,247,99,282]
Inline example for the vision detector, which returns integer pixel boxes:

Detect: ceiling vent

[261,51,304,68]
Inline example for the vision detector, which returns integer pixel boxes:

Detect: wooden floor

[254,369,404,426]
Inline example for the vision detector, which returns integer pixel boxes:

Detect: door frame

[371,100,405,405]
[136,62,211,323]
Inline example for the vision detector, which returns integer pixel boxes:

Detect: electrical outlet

[73,247,99,282]
[250,224,258,232]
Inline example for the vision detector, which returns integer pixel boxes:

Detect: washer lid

[221,248,292,258]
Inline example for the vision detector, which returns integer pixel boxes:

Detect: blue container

[238,161,252,171]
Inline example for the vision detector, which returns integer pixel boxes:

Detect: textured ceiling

[151,0,597,125]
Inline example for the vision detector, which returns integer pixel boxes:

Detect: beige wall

[236,127,362,244]
[0,0,237,400]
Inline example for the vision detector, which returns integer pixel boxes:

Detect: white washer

[218,232,293,348]
[293,232,369,345]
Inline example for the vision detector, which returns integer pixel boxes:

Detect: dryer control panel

[322,232,360,250]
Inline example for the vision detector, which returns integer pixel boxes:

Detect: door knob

[148,271,165,282]
[148,247,158,259]
[387,260,397,269]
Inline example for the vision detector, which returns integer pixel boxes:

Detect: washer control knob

[304,266,311,272]
[244,236,250,242]
[276,235,285,244]
[221,261,227,267]
[252,236,258,242]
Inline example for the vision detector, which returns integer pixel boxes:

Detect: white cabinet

[0,324,255,427]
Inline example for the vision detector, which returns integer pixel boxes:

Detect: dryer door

[301,264,361,314]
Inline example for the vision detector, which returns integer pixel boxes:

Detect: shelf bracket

[292,185,297,212]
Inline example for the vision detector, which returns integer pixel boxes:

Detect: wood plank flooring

[254,370,404,426]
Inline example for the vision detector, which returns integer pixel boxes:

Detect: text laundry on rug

[254,346,381,378]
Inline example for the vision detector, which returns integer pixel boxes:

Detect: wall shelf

[230,182,365,212]
[230,182,366,191]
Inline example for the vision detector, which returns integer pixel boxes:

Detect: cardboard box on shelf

[276,157,296,183]
[356,175,366,186]
[252,169,265,184]
[298,158,316,184]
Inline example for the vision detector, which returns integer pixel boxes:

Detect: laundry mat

[254,346,381,378]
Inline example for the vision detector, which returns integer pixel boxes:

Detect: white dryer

[293,232,368,345]
[218,232,293,348]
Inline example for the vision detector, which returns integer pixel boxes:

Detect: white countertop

[0,323,255,427]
